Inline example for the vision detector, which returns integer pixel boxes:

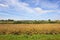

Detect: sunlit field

[0,24,60,40]
[0,24,60,34]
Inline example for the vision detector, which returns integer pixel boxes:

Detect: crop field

[0,24,60,34]
[0,24,60,40]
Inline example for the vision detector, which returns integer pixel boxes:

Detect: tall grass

[0,24,60,35]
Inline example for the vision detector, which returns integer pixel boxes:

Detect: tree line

[0,19,60,24]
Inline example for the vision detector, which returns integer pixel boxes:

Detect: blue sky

[0,0,60,20]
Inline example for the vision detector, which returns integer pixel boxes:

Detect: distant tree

[48,19,51,23]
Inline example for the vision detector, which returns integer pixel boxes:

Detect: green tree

[48,19,51,23]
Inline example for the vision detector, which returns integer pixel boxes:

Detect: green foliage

[0,19,60,24]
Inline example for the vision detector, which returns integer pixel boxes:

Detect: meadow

[0,24,60,40]
[0,34,60,40]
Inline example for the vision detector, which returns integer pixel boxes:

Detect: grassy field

[0,34,60,40]
[0,24,60,40]
[0,24,60,34]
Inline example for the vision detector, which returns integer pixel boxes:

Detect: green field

[0,34,60,40]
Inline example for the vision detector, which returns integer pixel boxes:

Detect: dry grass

[0,24,60,34]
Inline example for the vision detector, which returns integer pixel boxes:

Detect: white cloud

[33,7,55,14]
[0,0,60,20]
[0,0,60,15]
[0,4,8,7]
[34,7,44,13]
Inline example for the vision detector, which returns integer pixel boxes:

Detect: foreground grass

[0,34,60,40]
